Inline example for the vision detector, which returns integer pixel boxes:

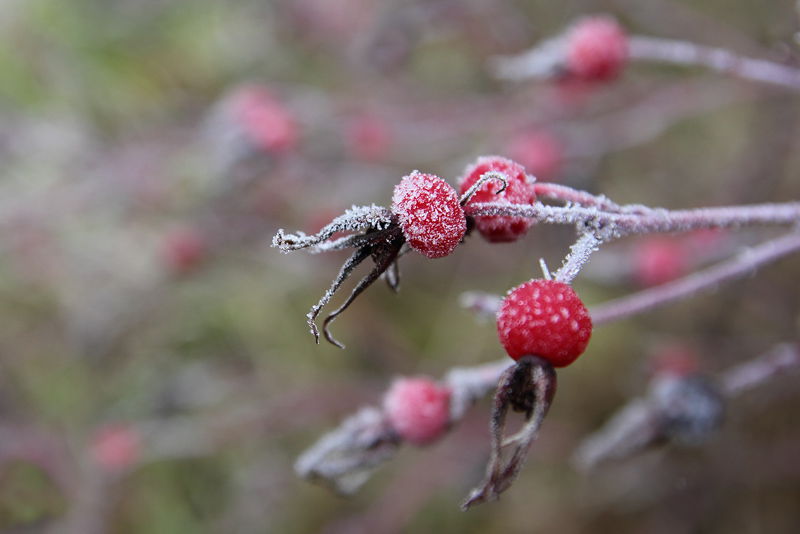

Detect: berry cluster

[274,156,550,346]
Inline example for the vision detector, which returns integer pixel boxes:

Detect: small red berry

[231,85,298,153]
[497,279,592,367]
[90,424,142,472]
[392,171,467,258]
[384,377,451,445]
[565,16,629,82]
[458,156,536,243]
[160,226,207,276]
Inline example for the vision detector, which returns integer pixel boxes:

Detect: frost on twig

[590,231,800,326]
[272,204,394,253]
[628,36,800,92]
[573,344,800,470]
[294,407,400,495]
[462,200,800,240]
[272,204,405,347]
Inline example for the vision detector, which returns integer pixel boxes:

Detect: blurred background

[1,0,800,532]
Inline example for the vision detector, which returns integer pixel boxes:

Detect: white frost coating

[272,204,394,253]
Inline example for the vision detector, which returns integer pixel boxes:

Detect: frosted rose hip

[566,16,629,82]
[458,156,536,243]
[384,377,451,445]
[497,279,592,367]
[392,171,466,258]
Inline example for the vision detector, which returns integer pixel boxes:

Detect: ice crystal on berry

[392,171,466,258]
[459,156,537,243]
[497,279,592,367]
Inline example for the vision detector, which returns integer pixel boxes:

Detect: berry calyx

[565,16,629,82]
[497,279,592,367]
[392,171,467,258]
[459,156,536,243]
[384,377,452,445]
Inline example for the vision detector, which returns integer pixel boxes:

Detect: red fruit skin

[458,156,536,243]
[566,17,629,82]
[384,377,452,445]
[392,171,466,258]
[497,279,592,367]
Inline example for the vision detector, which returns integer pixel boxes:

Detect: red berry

[507,131,563,181]
[160,226,207,276]
[90,424,142,472]
[392,171,467,258]
[231,85,298,153]
[384,377,451,445]
[565,16,629,82]
[497,279,592,367]
[458,156,536,243]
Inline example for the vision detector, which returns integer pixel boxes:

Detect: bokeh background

[1,0,800,532]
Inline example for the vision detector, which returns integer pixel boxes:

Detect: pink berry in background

[458,156,536,243]
[384,377,452,445]
[230,85,299,153]
[160,226,207,276]
[346,113,392,161]
[507,131,563,181]
[497,279,592,367]
[633,237,687,287]
[91,424,142,472]
[565,16,629,82]
[392,171,467,258]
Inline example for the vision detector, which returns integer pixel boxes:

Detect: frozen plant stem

[463,200,800,239]
[590,231,800,326]
[554,232,603,284]
[629,36,800,91]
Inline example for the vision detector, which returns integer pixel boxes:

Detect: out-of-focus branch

[573,343,800,470]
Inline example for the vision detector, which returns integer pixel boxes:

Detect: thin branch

[590,231,800,326]
[629,35,800,91]
[463,200,800,239]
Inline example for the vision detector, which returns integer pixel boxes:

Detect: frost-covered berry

[384,377,452,445]
[458,156,536,243]
[565,16,629,82]
[392,171,467,258]
[497,279,592,367]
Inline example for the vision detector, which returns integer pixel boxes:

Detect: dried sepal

[273,204,394,253]
[294,407,400,496]
[461,356,557,510]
